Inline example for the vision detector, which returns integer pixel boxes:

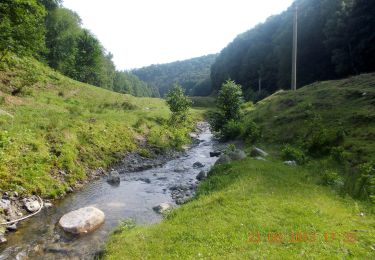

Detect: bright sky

[63,0,294,70]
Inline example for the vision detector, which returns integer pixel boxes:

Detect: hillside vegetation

[246,73,375,200]
[0,56,198,198]
[211,0,375,101]
[133,54,218,96]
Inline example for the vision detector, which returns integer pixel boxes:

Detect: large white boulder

[59,207,105,234]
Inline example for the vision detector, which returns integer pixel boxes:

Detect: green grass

[105,158,375,259]
[0,56,201,198]
[249,73,375,166]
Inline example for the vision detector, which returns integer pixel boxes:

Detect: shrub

[281,145,306,164]
[321,170,343,186]
[165,84,192,125]
[353,163,375,201]
[330,146,350,163]
[216,80,243,121]
[242,119,260,143]
[221,120,243,140]
[304,116,344,156]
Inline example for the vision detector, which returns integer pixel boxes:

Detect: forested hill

[211,0,375,101]
[0,0,158,97]
[132,54,218,96]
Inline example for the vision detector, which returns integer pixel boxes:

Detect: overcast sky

[63,0,294,70]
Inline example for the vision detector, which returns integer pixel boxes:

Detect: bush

[321,170,343,186]
[166,84,192,125]
[353,163,375,201]
[221,120,243,141]
[304,116,344,156]
[216,80,243,121]
[330,146,350,163]
[281,145,306,164]
[242,119,260,143]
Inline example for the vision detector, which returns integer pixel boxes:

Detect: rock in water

[107,170,120,184]
[193,162,205,168]
[196,170,207,181]
[59,207,105,234]
[250,147,269,157]
[152,203,172,214]
[210,151,221,157]
[23,197,41,213]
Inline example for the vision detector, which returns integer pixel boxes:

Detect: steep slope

[0,56,196,198]
[132,54,218,96]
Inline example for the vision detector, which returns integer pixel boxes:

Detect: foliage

[211,0,375,99]
[242,118,260,144]
[0,0,46,61]
[303,116,344,157]
[281,145,306,165]
[244,73,375,200]
[216,80,243,121]
[165,84,192,124]
[220,120,243,141]
[105,159,375,259]
[320,170,342,186]
[132,54,218,96]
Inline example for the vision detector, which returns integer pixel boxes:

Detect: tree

[44,8,81,76]
[73,30,105,87]
[165,84,192,124]
[216,80,243,121]
[0,0,46,61]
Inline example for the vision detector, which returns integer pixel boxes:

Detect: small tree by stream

[165,84,192,125]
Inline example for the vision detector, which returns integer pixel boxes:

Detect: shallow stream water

[0,124,218,259]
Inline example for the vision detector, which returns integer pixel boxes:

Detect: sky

[63,0,295,70]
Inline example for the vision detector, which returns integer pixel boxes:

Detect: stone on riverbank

[23,197,41,213]
[152,203,172,214]
[196,170,207,181]
[59,207,105,234]
[250,147,269,157]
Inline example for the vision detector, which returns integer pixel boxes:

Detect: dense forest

[0,0,158,97]
[211,0,375,101]
[132,54,218,96]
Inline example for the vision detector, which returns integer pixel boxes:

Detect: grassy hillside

[0,56,199,198]
[246,73,375,199]
[105,159,375,259]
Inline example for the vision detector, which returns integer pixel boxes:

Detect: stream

[0,123,218,259]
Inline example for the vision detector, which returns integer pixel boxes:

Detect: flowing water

[0,124,218,259]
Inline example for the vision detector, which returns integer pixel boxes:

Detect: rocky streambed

[0,122,221,259]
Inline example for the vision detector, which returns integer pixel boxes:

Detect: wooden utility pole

[258,69,262,92]
[291,3,298,91]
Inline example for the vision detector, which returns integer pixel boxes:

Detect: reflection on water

[0,124,217,259]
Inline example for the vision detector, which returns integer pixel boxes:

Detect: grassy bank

[0,56,201,198]
[105,158,374,259]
